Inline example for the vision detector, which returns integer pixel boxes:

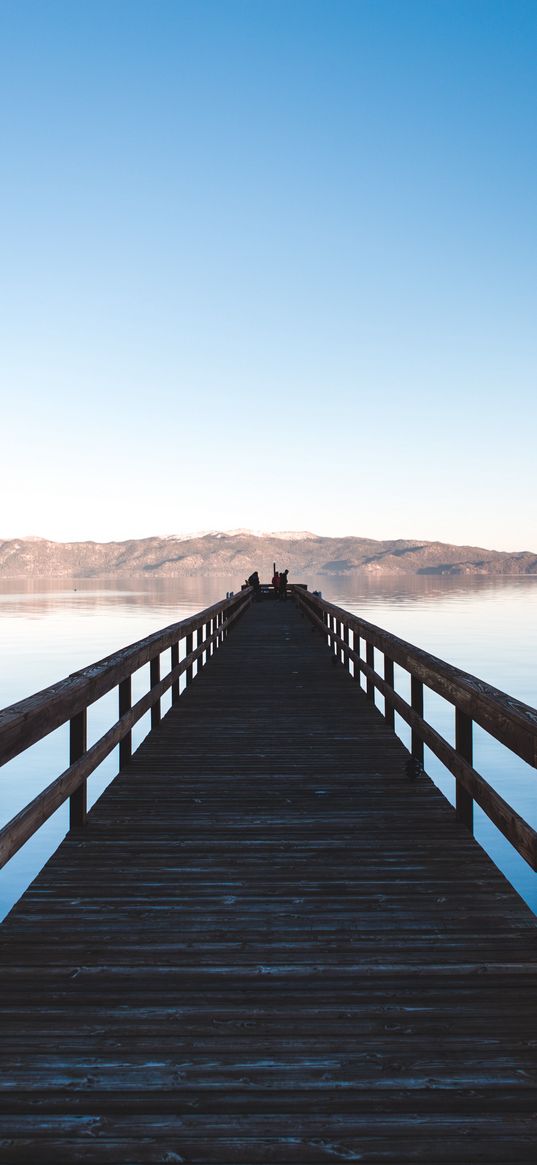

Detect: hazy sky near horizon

[1,0,536,551]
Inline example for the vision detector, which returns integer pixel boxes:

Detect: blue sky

[1,0,535,549]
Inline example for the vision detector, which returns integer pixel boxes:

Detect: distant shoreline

[1,531,536,580]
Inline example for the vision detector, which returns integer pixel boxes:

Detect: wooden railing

[0,589,252,868]
[293,587,537,870]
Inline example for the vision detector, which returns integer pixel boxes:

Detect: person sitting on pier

[279,568,289,600]
[247,570,261,599]
[272,569,280,597]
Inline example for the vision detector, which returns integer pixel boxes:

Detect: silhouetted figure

[247,570,261,599]
[279,568,289,600]
[272,570,280,597]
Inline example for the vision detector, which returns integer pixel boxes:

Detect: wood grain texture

[293,588,537,765]
[0,596,252,868]
[0,592,251,768]
[293,590,537,865]
[0,599,535,1163]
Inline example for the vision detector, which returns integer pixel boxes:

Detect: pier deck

[0,599,535,1162]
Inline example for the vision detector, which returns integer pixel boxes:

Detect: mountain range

[1,532,536,580]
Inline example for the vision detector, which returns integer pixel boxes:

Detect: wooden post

[171,642,179,705]
[186,631,193,683]
[456,709,474,831]
[150,654,161,728]
[342,622,349,670]
[384,655,395,729]
[354,629,361,683]
[329,615,337,660]
[410,676,424,777]
[198,623,205,673]
[69,709,87,828]
[119,676,132,767]
[366,641,375,701]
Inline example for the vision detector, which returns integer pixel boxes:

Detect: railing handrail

[293,587,537,871]
[296,590,537,766]
[0,592,249,768]
[0,589,252,868]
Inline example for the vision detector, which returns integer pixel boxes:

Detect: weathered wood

[68,710,87,829]
[353,628,361,683]
[149,655,161,729]
[456,708,474,831]
[170,643,179,705]
[411,675,424,775]
[342,621,350,668]
[371,662,537,867]
[0,592,251,768]
[186,630,193,683]
[294,589,537,766]
[0,597,252,868]
[366,641,375,700]
[384,654,395,729]
[294,590,537,868]
[0,599,535,1163]
[198,622,205,674]
[118,676,132,767]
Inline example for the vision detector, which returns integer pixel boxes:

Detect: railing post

[384,655,395,729]
[455,709,474,831]
[330,615,338,661]
[69,709,87,828]
[343,622,350,671]
[366,641,375,701]
[198,623,205,672]
[353,630,361,683]
[119,676,132,766]
[150,654,161,728]
[171,642,180,705]
[410,676,424,778]
[186,631,193,683]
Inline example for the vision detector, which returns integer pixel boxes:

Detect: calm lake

[1,574,536,919]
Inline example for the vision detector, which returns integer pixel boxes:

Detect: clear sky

[1,0,535,550]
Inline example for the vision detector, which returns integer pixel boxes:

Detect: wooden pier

[0,589,536,1162]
